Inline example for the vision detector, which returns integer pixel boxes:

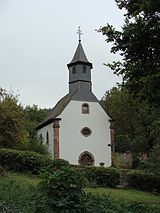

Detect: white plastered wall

[59,100,111,167]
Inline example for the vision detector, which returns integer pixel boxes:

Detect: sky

[0,0,124,108]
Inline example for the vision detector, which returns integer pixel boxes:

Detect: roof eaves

[36,118,61,130]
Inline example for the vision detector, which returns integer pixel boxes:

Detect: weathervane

[77,26,83,42]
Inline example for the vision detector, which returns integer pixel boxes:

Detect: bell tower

[67,27,97,102]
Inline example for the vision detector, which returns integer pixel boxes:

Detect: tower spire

[77,26,83,42]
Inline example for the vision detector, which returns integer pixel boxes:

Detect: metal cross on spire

[77,26,83,42]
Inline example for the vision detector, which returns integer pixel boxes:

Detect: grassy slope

[0,171,42,186]
[85,187,160,206]
[1,171,160,206]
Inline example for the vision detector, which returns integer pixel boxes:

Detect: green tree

[102,87,134,153]
[100,0,160,154]
[24,105,49,154]
[24,105,49,143]
[0,90,28,149]
[147,143,160,175]
[102,86,160,154]
[100,0,160,106]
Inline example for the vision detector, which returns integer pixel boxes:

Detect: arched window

[39,133,43,144]
[83,65,87,73]
[72,66,76,74]
[46,131,49,145]
[82,103,89,114]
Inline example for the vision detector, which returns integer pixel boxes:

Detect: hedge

[77,166,120,187]
[126,170,160,193]
[0,148,52,174]
[0,148,120,186]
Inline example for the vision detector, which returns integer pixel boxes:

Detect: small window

[39,134,43,144]
[82,103,89,114]
[46,131,49,145]
[81,127,92,137]
[83,65,87,73]
[72,66,76,74]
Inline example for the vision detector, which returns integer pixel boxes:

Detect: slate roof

[67,41,92,68]
[36,93,73,130]
[36,88,100,130]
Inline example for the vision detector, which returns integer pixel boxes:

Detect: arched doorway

[78,151,94,166]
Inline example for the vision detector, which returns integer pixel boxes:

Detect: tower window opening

[83,65,87,73]
[72,67,76,74]
[82,103,89,114]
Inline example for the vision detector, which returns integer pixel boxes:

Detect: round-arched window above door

[78,151,95,166]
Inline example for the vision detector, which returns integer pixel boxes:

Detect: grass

[0,171,42,186]
[0,175,38,213]
[1,171,160,207]
[85,187,160,206]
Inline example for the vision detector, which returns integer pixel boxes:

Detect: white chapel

[36,33,112,167]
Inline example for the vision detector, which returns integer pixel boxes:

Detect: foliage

[36,165,87,212]
[0,165,6,177]
[101,87,134,153]
[24,105,49,144]
[77,166,120,187]
[99,0,160,155]
[48,158,70,170]
[5,171,42,186]
[40,158,70,178]
[85,193,160,213]
[0,89,28,149]
[0,148,52,174]
[139,144,160,175]
[126,170,160,193]
[100,0,160,106]
[2,171,160,207]
[0,178,37,213]
[26,135,48,154]
[102,87,160,154]
[85,187,160,206]
[148,144,160,175]
[0,88,49,153]
[0,170,160,213]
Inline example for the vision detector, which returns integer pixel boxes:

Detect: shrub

[0,165,6,177]
[84,193,160,213]
[0,148,52,174]
[26,136,49,155]
[40,159,70,179]
[36,165,87,212]
[50,158,70,170]
[126,170,160,193]
[76,166,120,187]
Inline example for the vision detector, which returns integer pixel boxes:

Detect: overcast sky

[0,0,124,108]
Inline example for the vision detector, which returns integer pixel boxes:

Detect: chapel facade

[36,35,112,167]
